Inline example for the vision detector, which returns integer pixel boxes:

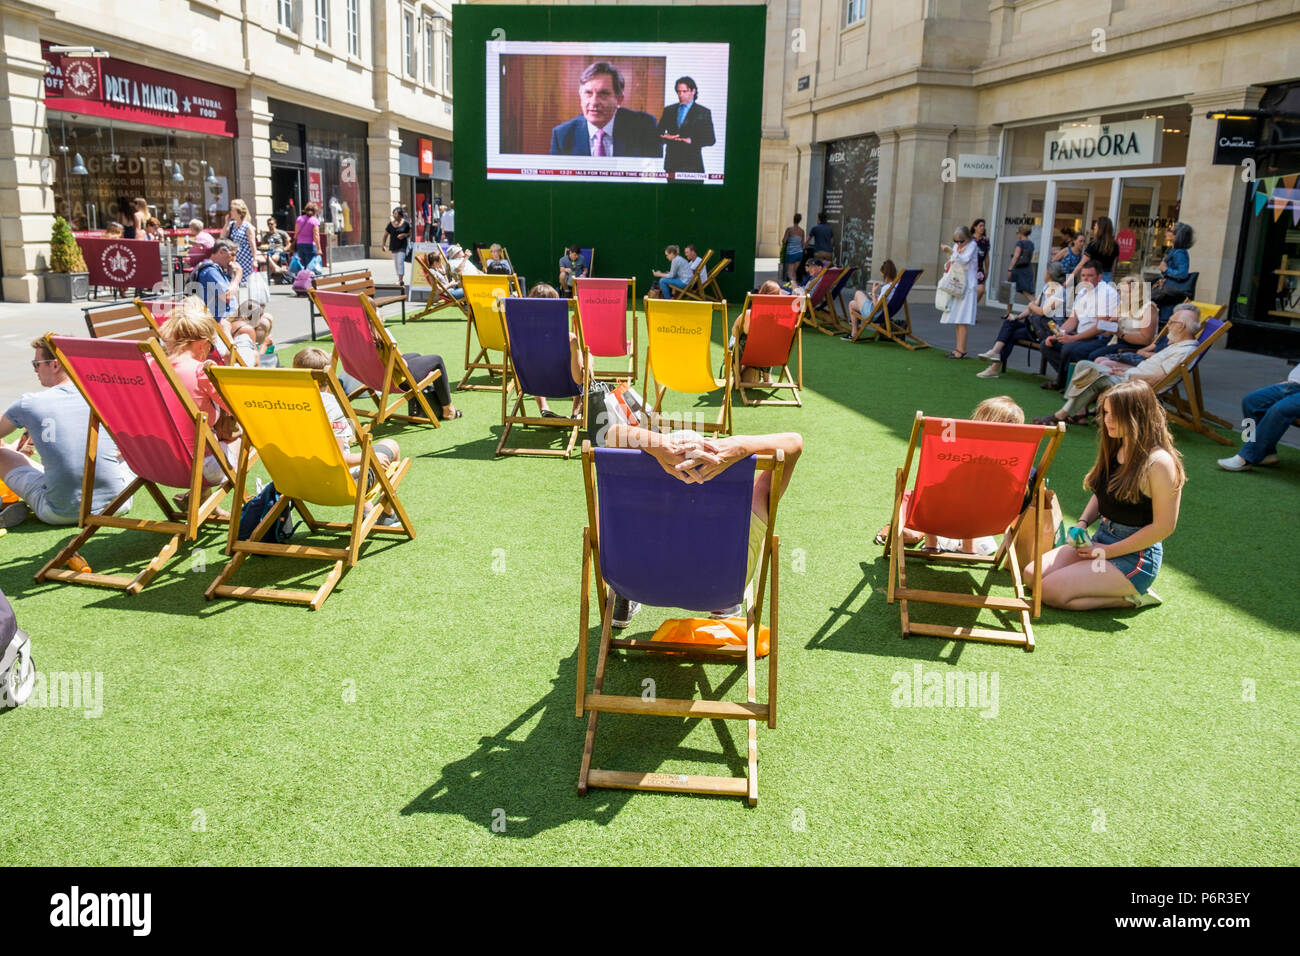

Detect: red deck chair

[802,267,840,335]
[885,412,1066,651]
[35,335,244,594]
[733,293,809,407]
[133,296,248,366]
[573,277,637,383]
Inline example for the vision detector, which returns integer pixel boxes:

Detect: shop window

[306,128,367,248]
[347,0,360,57]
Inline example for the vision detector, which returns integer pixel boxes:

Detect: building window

[347,0,360,57]
[845,0,867,26]
[424,19,435,85]
[403,10,415,77]
[315,0,329,45]
[443,33,452,94]
[278,0,293,30]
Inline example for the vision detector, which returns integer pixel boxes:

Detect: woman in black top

[1073,216,1119,284]
[971,218,990,301]
[1031,380,1185,609]
[383,206,412,287]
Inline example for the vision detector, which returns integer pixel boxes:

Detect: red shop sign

[419,138,434,175]
[42,42,237,138]
[1115,228,1137,263]
[77,238,164,291]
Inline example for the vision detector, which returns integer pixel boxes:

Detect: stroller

[0,588,34,708]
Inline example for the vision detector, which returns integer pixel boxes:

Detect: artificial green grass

[1,309,1296,866]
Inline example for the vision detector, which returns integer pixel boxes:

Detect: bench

[308,270,407,340]
[82,299,158,342]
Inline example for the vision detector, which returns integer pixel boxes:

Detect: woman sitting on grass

[1030,380,1183,610]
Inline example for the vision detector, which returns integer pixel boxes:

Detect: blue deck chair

[580,248,595,277]
[577,442,785,805]
[851,267,929,349]
[498,297,591,458]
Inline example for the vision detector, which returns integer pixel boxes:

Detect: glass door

[991,180,1046,308]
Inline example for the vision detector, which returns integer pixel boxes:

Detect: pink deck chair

[573,277,638,382]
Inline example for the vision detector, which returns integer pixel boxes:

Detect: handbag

[937,258,967,299]
[1152,275,1193,305]
[934,287,952,311]
[1012,484,1065,570]
[246,270,270,306]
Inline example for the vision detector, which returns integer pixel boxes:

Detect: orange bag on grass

[649,617,770,658]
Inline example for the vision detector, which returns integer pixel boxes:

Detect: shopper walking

[383,206,412,287]
[222,199,258,287]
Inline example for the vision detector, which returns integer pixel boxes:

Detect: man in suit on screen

[549,62,662,159]
[657,76,716,175]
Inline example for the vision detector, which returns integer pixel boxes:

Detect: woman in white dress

[939,224,978,358]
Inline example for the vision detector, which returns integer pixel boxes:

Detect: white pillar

[236,85,273,227]
[368,115,401,257]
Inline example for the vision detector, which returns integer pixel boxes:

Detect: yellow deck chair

[643,297,732,435]
[458,273,523,391]
[203,366,415,610]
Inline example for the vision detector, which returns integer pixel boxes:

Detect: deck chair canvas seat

[203,367,415,610]
[459,273,523,391]
[573,277,637,382]
[682,257,731,303]
[580,248,595,277]
[800,267,840,335]
[1149,305,1233,445]
[851,268,929,349]
[886,413,1065,651]
[411,251,471,321]
[577,443,785,805]
[643,298,732,435]
[36,335,243,594]
[733,293,808,407]
[309,289,440,429]
[497,297,591,458]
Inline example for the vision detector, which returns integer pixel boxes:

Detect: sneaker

[611,595,641,629]
[975,364,1001,379]
[1260,453,1280,466]
[0,501,29,529]
[1216,454,1251,472]
[376,510,402,528]
[709,603,744,619]
[977,348,1001,361]
[1125,589,1163,609]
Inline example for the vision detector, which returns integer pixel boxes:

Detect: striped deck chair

[885,412,1066,651]
[458,272,522,391]
[203,366,414,610]
[733,293,808,407]
[643,297,732,435]
[573,277,637,382]
[308,289,440,428]
[36,335,242,594]
[577,442,786,804]
[852,268,929,349]
[497,298,591,458]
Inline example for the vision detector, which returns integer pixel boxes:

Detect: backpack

[0,588,35,708]
[237,481,296,545]
[292,267,315,295]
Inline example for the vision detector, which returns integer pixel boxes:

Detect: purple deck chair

[497,297,590,458]
[580,248,595,277]
[851,267,929,349]
[576,443,785,804]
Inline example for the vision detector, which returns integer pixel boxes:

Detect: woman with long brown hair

[1073,216,1118,284]
[1032,380,1185,609]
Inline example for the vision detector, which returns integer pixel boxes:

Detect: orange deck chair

[733,293,808,407]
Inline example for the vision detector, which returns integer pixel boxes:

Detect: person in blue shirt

[657,76,716,176]
[191,239,239,320]
[652,244,694,298]
[1155,222,1195,326]
[558,245,589,295]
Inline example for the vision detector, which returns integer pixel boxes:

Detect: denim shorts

[1094,518,1162,594]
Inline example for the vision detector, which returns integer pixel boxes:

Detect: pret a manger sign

[1042,118,1162,172]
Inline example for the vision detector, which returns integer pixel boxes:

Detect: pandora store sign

[1042,117,1162,172]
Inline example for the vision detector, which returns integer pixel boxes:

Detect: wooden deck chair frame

[733,292,807,408]
[824,265,858,330]
[458,273,523,391]
[576,441,785,805]
[203,367,415,610]
[682,257,731,302]
[642,297,733,435]
[1150,303,1233,445]
[810,266,851,333]
[82,299,160,342]
[476,244,514,272]
[851,268,930,349]
[409,250,471,321]
[668,249,713,300]
[884,412,1066,651]
[496,300,593,459]
[573,276,638,383]
[133,297,249,367]
[308,289,441,429]
[800,267,840,335]
[35,335,241,594]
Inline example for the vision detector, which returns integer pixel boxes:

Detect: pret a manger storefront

[43,43,238,233]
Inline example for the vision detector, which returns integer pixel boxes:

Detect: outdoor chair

[643,297,732,435]
[668,250,713,300]
[1149,304,1233,445]
[851,268,930,349]
[573,277,637,382]
[732,293,807,407]
[410,250,471,321]
[458,273,523,391]
[497,297,591,458]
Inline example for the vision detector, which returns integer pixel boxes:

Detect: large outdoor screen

[486,41,730,185]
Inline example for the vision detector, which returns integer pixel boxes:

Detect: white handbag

[936,258,967,299]
[246,270,270,306]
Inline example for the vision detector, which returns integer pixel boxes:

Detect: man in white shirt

[1041,262,1120,390]
[439,203,455,243]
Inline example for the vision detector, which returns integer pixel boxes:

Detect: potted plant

[45,216,89,302]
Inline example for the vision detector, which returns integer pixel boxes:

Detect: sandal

[946,350,967,359]
[442,408,465,421]
[1064,413,1091,426]
[1040,381,1062,391]
[1032,414,1064,426]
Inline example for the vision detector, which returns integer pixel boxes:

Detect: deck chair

[476,244,514,273]
[852,269,930,349]
[573,277,637,382]
[497,298,591,458]
[308,289,440,428]
[580,247,595,276]
[643,297,732,435]
[410,251,470,321]
[1149,305,1233,445]
[801,267,840,335]
[133,297,248,367]
[683,256,731,302]
[577,442,785,804]
[83,299,158,342]
[885,413,1066,651]
[458,272,523,391]
[203,366,415,610]
[668,250,713,300]
[733,293,808,407]
[826,265,857,328]
[35,335,241,594]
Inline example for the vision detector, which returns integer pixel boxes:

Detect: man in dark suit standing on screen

[657,76,716,175]
[549,62,662,158]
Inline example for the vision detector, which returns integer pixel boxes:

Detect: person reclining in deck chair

[525,282,588,420]
[292,348,403,527]
[729,280,786,386]
[601,424,803,627]
[225,300,274,366]
[0,335,134,528]
[843,259,899,341]
[484,244,513,275]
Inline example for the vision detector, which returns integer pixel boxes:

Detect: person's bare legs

[1030,544,1140,609]
[954,324,969,355]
